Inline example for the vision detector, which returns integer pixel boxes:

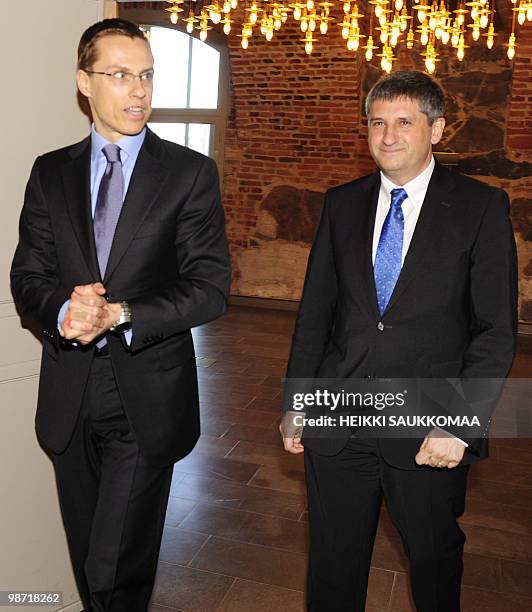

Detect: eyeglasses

[85,69,154,85]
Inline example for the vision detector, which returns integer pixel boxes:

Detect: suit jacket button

[377,322,384,331]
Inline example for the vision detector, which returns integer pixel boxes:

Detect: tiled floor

[149,306,532,611]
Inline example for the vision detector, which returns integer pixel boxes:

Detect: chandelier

[163,0,531,72]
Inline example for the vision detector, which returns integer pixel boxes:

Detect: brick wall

[506,25,532,158]
[223,21,366,251]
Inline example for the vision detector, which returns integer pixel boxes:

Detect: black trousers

[52,355,173,612]
[305,437,469,612]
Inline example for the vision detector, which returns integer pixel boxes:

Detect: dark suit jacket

[286,162,518,468]
[10,128,231,467]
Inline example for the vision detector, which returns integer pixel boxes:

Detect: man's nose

[382,125,397,145]
[130,77,147,98]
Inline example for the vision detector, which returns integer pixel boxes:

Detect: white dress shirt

[372,156,435,265]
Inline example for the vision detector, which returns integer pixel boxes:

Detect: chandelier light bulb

[157,0,508,73]
[528,6,532,20]
[507,32,515,59]
[518,9,526,24]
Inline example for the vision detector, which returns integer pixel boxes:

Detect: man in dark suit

[281,71,517,611]
[11,19,230,612]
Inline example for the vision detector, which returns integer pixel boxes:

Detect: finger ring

[438,461,444,467]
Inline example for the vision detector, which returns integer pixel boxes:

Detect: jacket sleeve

[128,156,231,352]
[10,157,70,347]
[286,191,338,378]
[442,187,518,448]
[461,187,518,378]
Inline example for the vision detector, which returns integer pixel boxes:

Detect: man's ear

[431,117,445,145]
[76,69,91,99]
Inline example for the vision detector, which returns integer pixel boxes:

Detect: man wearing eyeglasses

[10,19,231,612]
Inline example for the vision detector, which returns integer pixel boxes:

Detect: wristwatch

[109,301,132,334]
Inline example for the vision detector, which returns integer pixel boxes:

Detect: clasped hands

[280,412,466,468]
[59,282,122,345]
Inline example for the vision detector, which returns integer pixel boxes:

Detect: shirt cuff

[434,426,468,447]
[57,300,69,327]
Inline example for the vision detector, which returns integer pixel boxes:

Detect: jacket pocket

[156,336,195,370]
[431,360,462,377]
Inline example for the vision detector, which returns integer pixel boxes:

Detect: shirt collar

[90,124,146,164]
[379,156,435,208]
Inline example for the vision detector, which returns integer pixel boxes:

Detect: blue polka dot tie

[374,187,408,315]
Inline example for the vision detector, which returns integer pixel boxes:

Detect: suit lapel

[103,129,168,284]
[383,163,457,314]
[62,137,101,281]
[360,174,381,318]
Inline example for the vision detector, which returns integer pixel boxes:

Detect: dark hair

[365,71,445,125]
[77,18,147,71]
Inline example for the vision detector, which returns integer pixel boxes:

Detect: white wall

[0,2,106,610]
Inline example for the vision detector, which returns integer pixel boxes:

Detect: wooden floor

[149,306,532,612]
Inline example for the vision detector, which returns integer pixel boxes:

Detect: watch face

[113,321,132,334]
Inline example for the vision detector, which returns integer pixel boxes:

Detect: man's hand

[415,429,466,469]
[60,283,120,345]
[279,411,305,455]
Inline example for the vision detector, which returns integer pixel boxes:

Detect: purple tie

[94,144,124,278]
[93,144,124,348]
